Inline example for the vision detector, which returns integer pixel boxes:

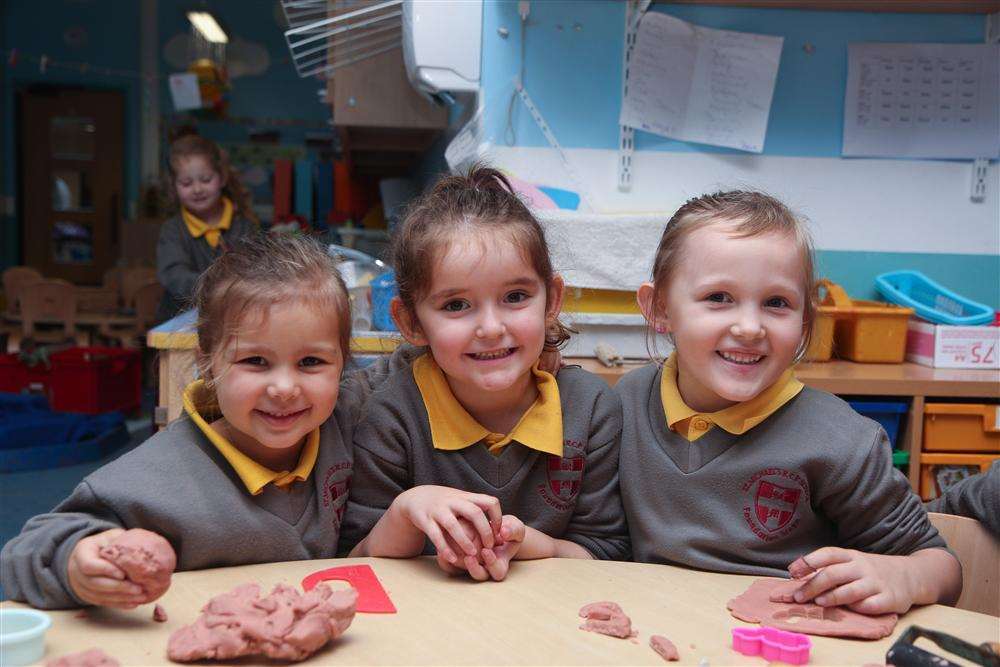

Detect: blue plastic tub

[875,270,993,326]
[370,271,399,332]
[848,399,909,449]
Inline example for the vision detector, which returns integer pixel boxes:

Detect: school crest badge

[321,462,352,525]
[741,467,809,542]
[546,454,584,502]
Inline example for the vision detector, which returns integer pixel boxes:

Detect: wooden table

[569,358,1000,493]
[4,557,996,665]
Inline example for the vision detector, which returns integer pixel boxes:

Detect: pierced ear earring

[655,324,667,334]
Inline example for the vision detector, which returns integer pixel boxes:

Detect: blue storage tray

[848,399,909,450]
[875,270,993,326]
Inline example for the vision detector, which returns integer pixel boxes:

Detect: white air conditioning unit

[402,0,482,102]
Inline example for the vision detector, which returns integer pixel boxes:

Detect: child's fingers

[814,578,879,607]
[499,515,525,543]
[848,592,896,616]
[790,562,859,603]
[788,547,852,578]
[80,574,145,597]
[435,552,464,576]
[463,555,490,582]
[462,494,503,534]
[436,514,479,557]
[415,519,459,564]
[452,502,495,550]
[481,548,510,582]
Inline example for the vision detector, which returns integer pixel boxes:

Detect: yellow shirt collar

[660,353,803,442]
[182,197,233,249]
[412,354,563,457]
[182,379,319,495]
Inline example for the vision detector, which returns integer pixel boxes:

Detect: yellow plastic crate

[815,279,914,363]
[923,403,1000,453]
[919,452,999,500]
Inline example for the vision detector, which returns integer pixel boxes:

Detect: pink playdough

[167,582,357,662]
[649,635,680,661]
[727,579,898,640]
[578,601,636,639]
[153,604,168,622]
[732,626,811,664]
[98,528,175,601]
[46,649,120,667]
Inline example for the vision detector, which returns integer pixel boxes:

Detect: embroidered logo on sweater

[537,441,586,510]
[321,461,352,526]
[741,467,809,541]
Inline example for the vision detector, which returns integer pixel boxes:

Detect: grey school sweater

[925,459,1000,536]
[155,214,257,321]
[0,349,419,609]
[340,363,630,561]
[617,363,946,576]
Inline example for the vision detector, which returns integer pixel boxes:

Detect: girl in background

[619,190,960,614]
[156,133,258,321]
[342,166,629,581]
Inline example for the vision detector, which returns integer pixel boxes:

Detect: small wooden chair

[100,280,163,348]
[121,266,158,309]
[15,279,86,351]
[3,266,43,316]
[927,511,1000,616]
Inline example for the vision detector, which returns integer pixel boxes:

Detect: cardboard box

[906,319,999,369]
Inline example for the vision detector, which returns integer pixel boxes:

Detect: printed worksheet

[619,12,783,153]
[843,43,1000,159]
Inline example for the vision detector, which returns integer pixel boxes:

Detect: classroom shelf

[568,358,1000,492]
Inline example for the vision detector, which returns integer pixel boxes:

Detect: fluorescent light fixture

[187,11,228,44]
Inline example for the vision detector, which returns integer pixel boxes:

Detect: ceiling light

[187,11,228,44]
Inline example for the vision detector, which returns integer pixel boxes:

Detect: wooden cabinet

[329,48,447,177]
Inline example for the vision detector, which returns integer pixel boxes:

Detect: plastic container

[47,347,141,414]
[923,403,1000,453]
[875,270,994,326]
[847,399,909,449]
[370,271,398,332]
[0,608,52,666]
[892,449,910,471]
[731,626,811,665]
[803,308,836,361]
[816,279,914,363]
[919,452,998,500]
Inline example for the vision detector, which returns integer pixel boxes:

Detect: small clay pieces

[727,579,898,640]
[167,582,357,662]
[578,601,636,639]
[153,604,168,622]
[650,635,680,661]
[46,649,120,667]
[732,626,812,665]
[98,529,175,601]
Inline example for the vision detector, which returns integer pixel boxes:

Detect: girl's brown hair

[649,190,817,361]
[391,164,571,350]
[192,234,352,387]
[166,134,260,225]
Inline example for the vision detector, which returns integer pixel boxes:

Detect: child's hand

[784,547,921,615]
[438,515,525,582]
[392,485,502,566]
[67,529,150,609]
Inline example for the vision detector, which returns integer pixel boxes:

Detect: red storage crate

[47,348,141,414]
[0,354,51,394]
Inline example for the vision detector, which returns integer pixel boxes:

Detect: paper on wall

[843,43,1000,159]
[619,12,783,153]
[445,104,488,173]
[169,73,202,112]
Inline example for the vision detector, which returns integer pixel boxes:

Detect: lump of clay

[98,528,176,601]
[578,601,636,639]
[727,578,898,640]
[153,603,168,622]
[46,649,120,667]
[650,635,679,661]
[167,582,357,662]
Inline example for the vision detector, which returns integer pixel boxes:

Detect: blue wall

[1,0,331,269]
[478,1,997,309]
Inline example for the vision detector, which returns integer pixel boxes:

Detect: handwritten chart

[843,43,999,159]
[620,13,783,153]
